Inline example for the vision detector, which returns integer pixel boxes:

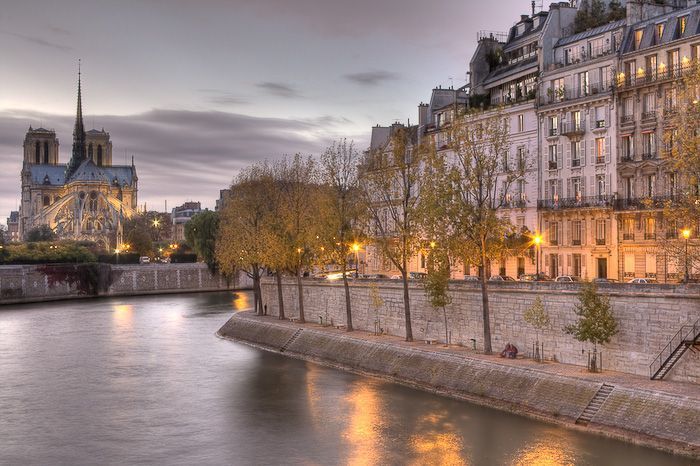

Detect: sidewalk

[237,310,700,401]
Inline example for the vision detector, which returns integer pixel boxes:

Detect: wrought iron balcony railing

[614,195,681,210]
[538,195,615,210]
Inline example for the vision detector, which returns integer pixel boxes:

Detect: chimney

[418,103,429,127]
[532,0,536,16]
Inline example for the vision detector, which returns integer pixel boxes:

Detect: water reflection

[409,411,467,466]
[232,291,250,311]
[112,303,133,331]
[343,380,383,466]
[512,440,576,466]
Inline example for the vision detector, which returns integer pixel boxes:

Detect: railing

[620,155,634,162]
[621,114,635,124]
[617,62,694,90]
[644,233,657,240]
[623,233,634,240]
[538,194,615,210]
[477,30,508,42]
[649,318,700,379]
[539,82,612,106]
[548,127,559,137]
[548,161,559,170]
[614,195,681,210]
[556,43,615,67]
[571,158,582,167]
[490,92,536,106]
[561,121,586,136]
[502,199,527,209]
[596,238,606,246]
[642,152,657,160]
[642,110,657,121]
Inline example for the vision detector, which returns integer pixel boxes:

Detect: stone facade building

[18,72,137,250]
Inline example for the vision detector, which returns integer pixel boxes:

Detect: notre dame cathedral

[19,70,138,250]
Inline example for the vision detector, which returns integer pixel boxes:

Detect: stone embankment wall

[0,263,248,304]
[219,314,700,458]
[260,278,700,383]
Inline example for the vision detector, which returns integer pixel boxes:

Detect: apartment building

[614,4,700,281]
[537,20,626,279]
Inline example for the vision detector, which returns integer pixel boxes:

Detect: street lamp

[682,228,691,283]
[533,234,542,277]
[115,248,121,265]
[351,243,360,278]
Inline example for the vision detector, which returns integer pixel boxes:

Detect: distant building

[18,70,137,249]
[171,201,202,242]
[215,189,231,212]
[6,211,20,242]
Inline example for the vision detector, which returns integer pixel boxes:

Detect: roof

[555,19,626,48]
[8,211,19,222]
[29,162,136,187]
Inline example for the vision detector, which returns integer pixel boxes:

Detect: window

[680,16,688,36]
[88,143,93,161]
[572,141,582,167]
[645,217,656,240]
[420,253,426,269]
[623,218,635,240]
[625,177,633,199]
[596,219,606,245]
[668,172,677,196]
[89,191,98,211]
[43,141,49,164]
[668,49,679,75]
[502,150,509,171]
[571,177,582,199]
[643,92,656,117]
[548,115,559,136]
[621,135,633,160]
[517,146,526,170]
[517,180,525,201]
[547,179,559,201]
[656,23,664,42]
[594,105,606,127]
[499,259,506,276]
[572,110,582,131]
[517,114,524,132]
[623,97,634,118]
[551,78,564,102]
[35,141,40,164]
[572,220,582,246]
[596,174,606,197]
[645,55,657,78]
[548,145,558,169]
[517,257,525,278]
[646,175,656,197]
[634,29,643,49]
[665,88,678,111]
[692,43,700,61]
[595,137,605,164]
[42,195,50,207]
[642,132,656,158]
[572,254,582,277]
[578,71,589,96]
[97,145,103,166]
[549,222,559,246]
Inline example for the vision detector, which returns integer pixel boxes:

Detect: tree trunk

[480,240,492,354]
[252,271,262,316]
[296,269,305,323]
[402,269,413,341]
[276,270,285,320]
[443,306,449,346]
[255,274,264,315]
[342,263,353,331]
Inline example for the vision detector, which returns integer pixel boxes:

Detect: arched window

[43,141,49,164]
[97,145,103,166]
[88,143,93,161]
[35,141,41,164]
[89,191,98,211]
[43,195,50,207]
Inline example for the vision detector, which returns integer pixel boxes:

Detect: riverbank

[218,311,700,459]
[0,263,250,305]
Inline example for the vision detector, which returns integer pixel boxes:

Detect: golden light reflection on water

[232,292,251,312]
[409,411,468,466]
[511,440,575,466]
[343,381,383,466]
[112,304,133,330]
[305,363,322,426]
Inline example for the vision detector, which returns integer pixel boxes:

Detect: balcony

[620,155,634,163]
[556,44,615,67]
[596,238,606,246]
[593,119,607,130]
[644,233,657,240]
[616,63,693,91]
[623,233,635,240]
[571,158,582,168]
[614,195,680,210]
[548,127,559,137]
[641,110,657,121]
[642,152,657,160]
[560,121,586,137]
[538,194,615,210]
[548,161,559,170]
[503,198,527,209]
[539,82,613,106]
[620,114,635,125]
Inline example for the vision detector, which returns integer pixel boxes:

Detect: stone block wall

[260,278,700,383]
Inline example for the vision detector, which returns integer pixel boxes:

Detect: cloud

[0,108,340,223]
[197,89,250,106]
[344,70,399,86]
[0,31,73,51]
[256,81,301,98]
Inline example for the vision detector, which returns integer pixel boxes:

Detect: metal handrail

[649,318,700,379]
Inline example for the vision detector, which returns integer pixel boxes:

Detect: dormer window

[634,29,644,50]
[656,23,664,43]
[680,16,688,36]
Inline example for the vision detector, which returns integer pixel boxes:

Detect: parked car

[463,275,480,282]
[390,274,402,280]
[519,273,551,282]
[555,275,580,282]
[409,272,428,280]
[628,277,658,284]
[139,256,150,264]
[363,273,390,279]
[592,277,616,284]
[488,275,516,282]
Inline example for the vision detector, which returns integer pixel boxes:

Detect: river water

[0,291,692,465]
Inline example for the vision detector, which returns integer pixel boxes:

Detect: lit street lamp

[682,228,691,283]
[533,234,542,276]
[115,248,121,265]
[351,243,360,278]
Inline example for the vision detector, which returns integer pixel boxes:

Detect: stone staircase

[576,383,615,426]
[280,329,303,353]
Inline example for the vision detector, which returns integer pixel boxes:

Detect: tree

[565,282,618,371]
[607,1,626,22]
[217,163,276,315]
[360,125,423,341]
[26,225,57,242]
[185,210,219,272]
[0,228,8,263]
[276,154,318,324]
[422,108,521,354]
[423,246,452,346]
[368,282,384,334]
[318,139,363,331]
[523,296,551,361]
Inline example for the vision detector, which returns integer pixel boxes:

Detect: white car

[628,277,658,284]
[555,275,580,282]
[139,256,150,264]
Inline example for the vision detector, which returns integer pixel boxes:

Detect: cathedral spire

[66,60,87,180]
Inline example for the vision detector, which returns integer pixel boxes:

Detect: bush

[2,241,97,264]
[169,253,197,263]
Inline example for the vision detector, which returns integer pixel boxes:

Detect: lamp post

[115,248,121,265]
[351,243,360,278]
[534,235,542,277]
[682,228,691,283]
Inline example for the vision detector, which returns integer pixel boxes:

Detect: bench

[424,339,438,345]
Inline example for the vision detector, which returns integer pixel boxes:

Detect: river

[0,291,693,465]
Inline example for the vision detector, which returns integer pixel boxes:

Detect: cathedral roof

[29,162,136,187]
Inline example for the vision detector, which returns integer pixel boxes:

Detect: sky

[0,0,532,224]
